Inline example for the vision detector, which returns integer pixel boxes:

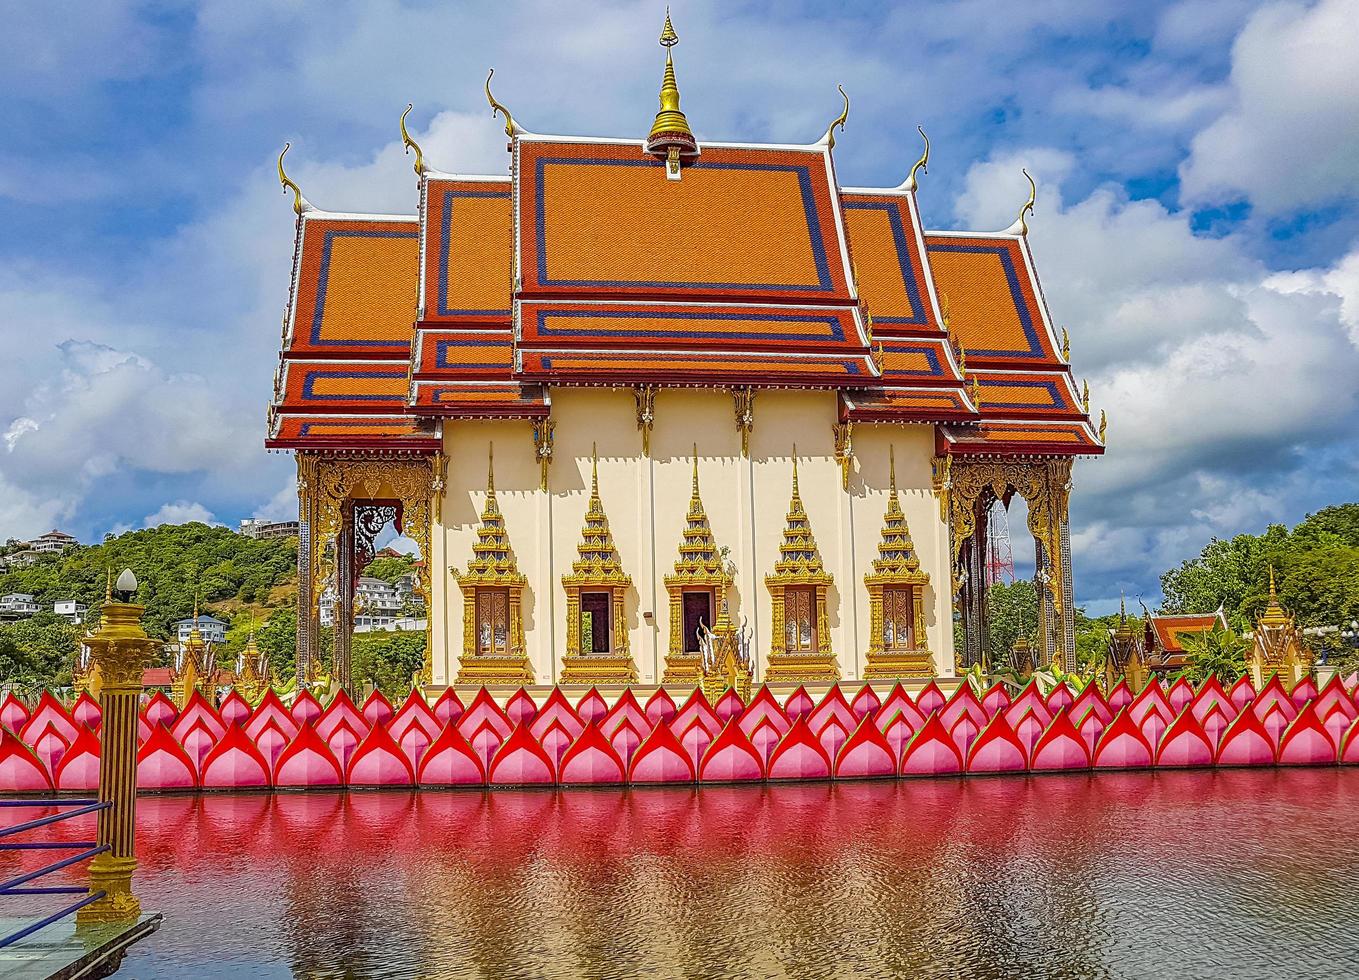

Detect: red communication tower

[985,501,1015,585]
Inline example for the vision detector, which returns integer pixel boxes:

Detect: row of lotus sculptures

[2,670,1358,792]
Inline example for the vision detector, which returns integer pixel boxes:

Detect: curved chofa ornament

[277,142,311,215]
[1003,168,1037,236]
[898,126,930,193]
[484,68,520,139]
[399,103,425,175]
[822,85,850,150]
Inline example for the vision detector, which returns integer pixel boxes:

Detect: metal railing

[0,798,112,948]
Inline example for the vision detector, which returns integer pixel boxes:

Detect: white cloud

[1179,0,1359,213]
[143,501,219,528]
[960,148,1359,605]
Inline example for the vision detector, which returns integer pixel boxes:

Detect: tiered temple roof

[564,449,629,586]
[266,17,1102,460]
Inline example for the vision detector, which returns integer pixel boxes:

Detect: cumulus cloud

[143,501,219,528]
[1179,0,1359,213]
[957,149,1359,605]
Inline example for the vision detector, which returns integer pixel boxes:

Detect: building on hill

[239,518,301,540]
[264,14,1103,692]
[29,530,78,554]
[1143,610,1231,674]
[52,600,88,624]
[0,594,39,619]
[173,615,228,646]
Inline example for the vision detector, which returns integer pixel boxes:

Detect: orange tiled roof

[841,191,942,334]
[420,176,511,323]
[409,381,549,418]
[517,347,876,387]
[517,141,854,304]
[937,420,1101,456]
[973,369,1083,419]
[268,414,442,451]
[839,387,977,423]
[1151,613,1225,654]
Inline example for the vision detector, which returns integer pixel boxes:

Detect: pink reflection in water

[4,769,1358,979]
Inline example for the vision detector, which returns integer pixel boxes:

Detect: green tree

[0,613,81,693]
[363,555,416,584]
[1176,627,1249,686]
[985,580,1040,667]
[256,608,298,683]
[351,630,426,697]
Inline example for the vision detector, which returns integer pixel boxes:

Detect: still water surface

[44,770,1359,977]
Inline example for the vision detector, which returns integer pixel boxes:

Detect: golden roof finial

[692,443,700,495]
[487,442,496,495]
[591,442,599,497]
[277,142,307,215]
[823,85,850,149]
[105,567,112,602]
[970,375,983,408]
[1061,326,1070,361]
[902,126,930,192]
[485,69,517,139]
[791,444,800,499]
[1082,379,1090,413]
[400,104,425,175]
[647,10,696,171]
[1268,564,1278,601]
[1098,409,1107,442]
[889,445,897,497]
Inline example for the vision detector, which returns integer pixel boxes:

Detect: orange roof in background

[1151,613,1225,653]
[517,141,853,303]
[937,420,1101,456]
[973,370,1082,418]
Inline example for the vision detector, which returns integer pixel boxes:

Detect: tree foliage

[0,614,80,694]
[1161,503,1359,630]
[1176,627,1249,686]
[0,523,296,641]
[363,555,417,584]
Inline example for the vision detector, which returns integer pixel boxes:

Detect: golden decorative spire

[1082,379,1090,413]
[400,104,425,175]
[772,446,828,578]
[484,69,517,139]
[646,9,698,174]
[1098,409,1107,442]
[668,444,725,582]
[566,444,629,585]
[901,126,930,192]
[1061,326,1070,361]
[1257,565,1292,628]
[277,142,308,215]
[460,443,523,584]
[871,446,923,577]
[823,85,850,149]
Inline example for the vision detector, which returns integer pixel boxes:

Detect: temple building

[265,16,1103,691]
[1143,609,1230,675]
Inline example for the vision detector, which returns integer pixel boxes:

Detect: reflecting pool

[13,768,1359,978]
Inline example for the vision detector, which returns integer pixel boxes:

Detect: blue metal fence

[0,798,112,948]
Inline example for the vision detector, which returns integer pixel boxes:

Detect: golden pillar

[78,570,157,926]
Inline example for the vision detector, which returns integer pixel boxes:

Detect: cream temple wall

[433,388,955,686]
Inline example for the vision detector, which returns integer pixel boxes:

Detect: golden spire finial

[591,442,599,497]
[823,85,850,149]
[400,104,425,175]
[970,375,983,408]
[889,445,897,497]
[1098,409,1107,442]
[105,567,112,603]
[647,10,696,173]
[791,445,800,498]
[902,126,930,192]
[1061,326,1070,361]
[692,443,700,495]
[277,142,306,215]
[1268,564,1278,601]
[485,69,516,139]
[487,442,496,495]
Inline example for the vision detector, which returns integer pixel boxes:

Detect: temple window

[785,587,816,652]
[476,589,510,656]
[580,591,612,654]
[883,586,916,651]
[682,590,713,653]
[662,452,733,682]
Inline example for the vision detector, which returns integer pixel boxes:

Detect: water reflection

[89,770,1358,978]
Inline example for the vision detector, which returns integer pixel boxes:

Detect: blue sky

[2,0,1357,613]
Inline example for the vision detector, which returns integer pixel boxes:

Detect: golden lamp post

[77,569,156,926]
